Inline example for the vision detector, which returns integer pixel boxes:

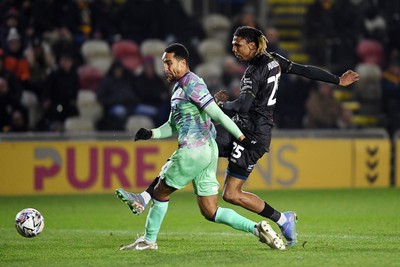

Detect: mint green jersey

[170,71,216,148]
[158,71,220,195]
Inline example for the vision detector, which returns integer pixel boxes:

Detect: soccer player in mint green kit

[117,43,285,251]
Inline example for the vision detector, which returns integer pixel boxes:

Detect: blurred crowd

[0,0,399,136]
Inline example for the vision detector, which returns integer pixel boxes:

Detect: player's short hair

[165,43,189,64]
[234,26,268,55]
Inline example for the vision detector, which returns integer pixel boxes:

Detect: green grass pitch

[1,188,399,267]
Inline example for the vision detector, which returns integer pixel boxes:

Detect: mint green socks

[214,207,256,234]
[144,199,169,242]
[144,203,256,242]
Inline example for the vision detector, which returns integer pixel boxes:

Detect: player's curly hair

[234,26,268,55]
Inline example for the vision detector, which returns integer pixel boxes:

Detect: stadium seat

[77,65,103,92]
[356,39,385,68]
[194,62,223,81]
[77,90,103,122]
[125,115,155,134]
[194,62,223,94]
[140,39,166,56]
[81,40,112,74]
[111,40,143,74]
[197,38,227,64]
[140,39,166,77]
[64,117,95,133]
[202,14,231,43]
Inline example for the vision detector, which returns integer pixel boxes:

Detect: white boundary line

[2,228,399,240]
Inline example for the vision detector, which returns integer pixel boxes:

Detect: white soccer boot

[257,221,286,250]
[120,236,158,251]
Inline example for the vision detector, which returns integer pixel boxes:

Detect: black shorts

[216,124,271,180]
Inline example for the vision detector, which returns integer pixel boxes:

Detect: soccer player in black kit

[116,26,359,248]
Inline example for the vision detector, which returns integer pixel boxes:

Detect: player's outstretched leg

[257,221,286,250]
[279,211,298,247]
[120,236,158,251]
[213,206,285,250]
[115,188,147,215]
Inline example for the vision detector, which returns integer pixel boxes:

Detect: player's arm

[220,73,257,114]
[134,112,176,141]
[204,101,261,149]
[204,101,245,141]
[220,91,254,114]
[270,52,359,86]
[151,112,177,139]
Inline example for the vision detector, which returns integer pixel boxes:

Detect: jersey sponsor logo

[242,77,252,84]
[241,77,253,92]
[267,60,279,70]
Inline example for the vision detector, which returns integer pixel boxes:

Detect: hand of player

[134,128,152,141]
[339,70,360,86]
[213,90,229,107]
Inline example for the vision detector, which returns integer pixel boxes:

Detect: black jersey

[231,53,281,137]
[221,52,340,141]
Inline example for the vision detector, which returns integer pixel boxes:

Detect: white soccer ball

[15,208,45,238]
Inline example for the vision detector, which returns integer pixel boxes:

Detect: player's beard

[165,73,176,83]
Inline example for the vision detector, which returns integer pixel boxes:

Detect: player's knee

[222,191,238,204]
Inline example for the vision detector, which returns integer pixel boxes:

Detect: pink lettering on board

[103,147,130,188]
[66,147,98,189]
[136,147,158,187]
[34,148,61,190]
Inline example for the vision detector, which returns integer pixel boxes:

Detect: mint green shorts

[159,139,219,196]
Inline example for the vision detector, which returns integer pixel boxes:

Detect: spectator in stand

[49,27,83,67]
[0,48,24,96]
[59,1,81,37]
[0,8,23,49]
[25,37,55,97]
[3,28,30,87]
[0,77,28,132]
[305,82,343,129]
[37,53,79,131]
[97,60,139,130]
[134,56,169,127]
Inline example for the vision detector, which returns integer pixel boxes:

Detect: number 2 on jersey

[267,72,281,106]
